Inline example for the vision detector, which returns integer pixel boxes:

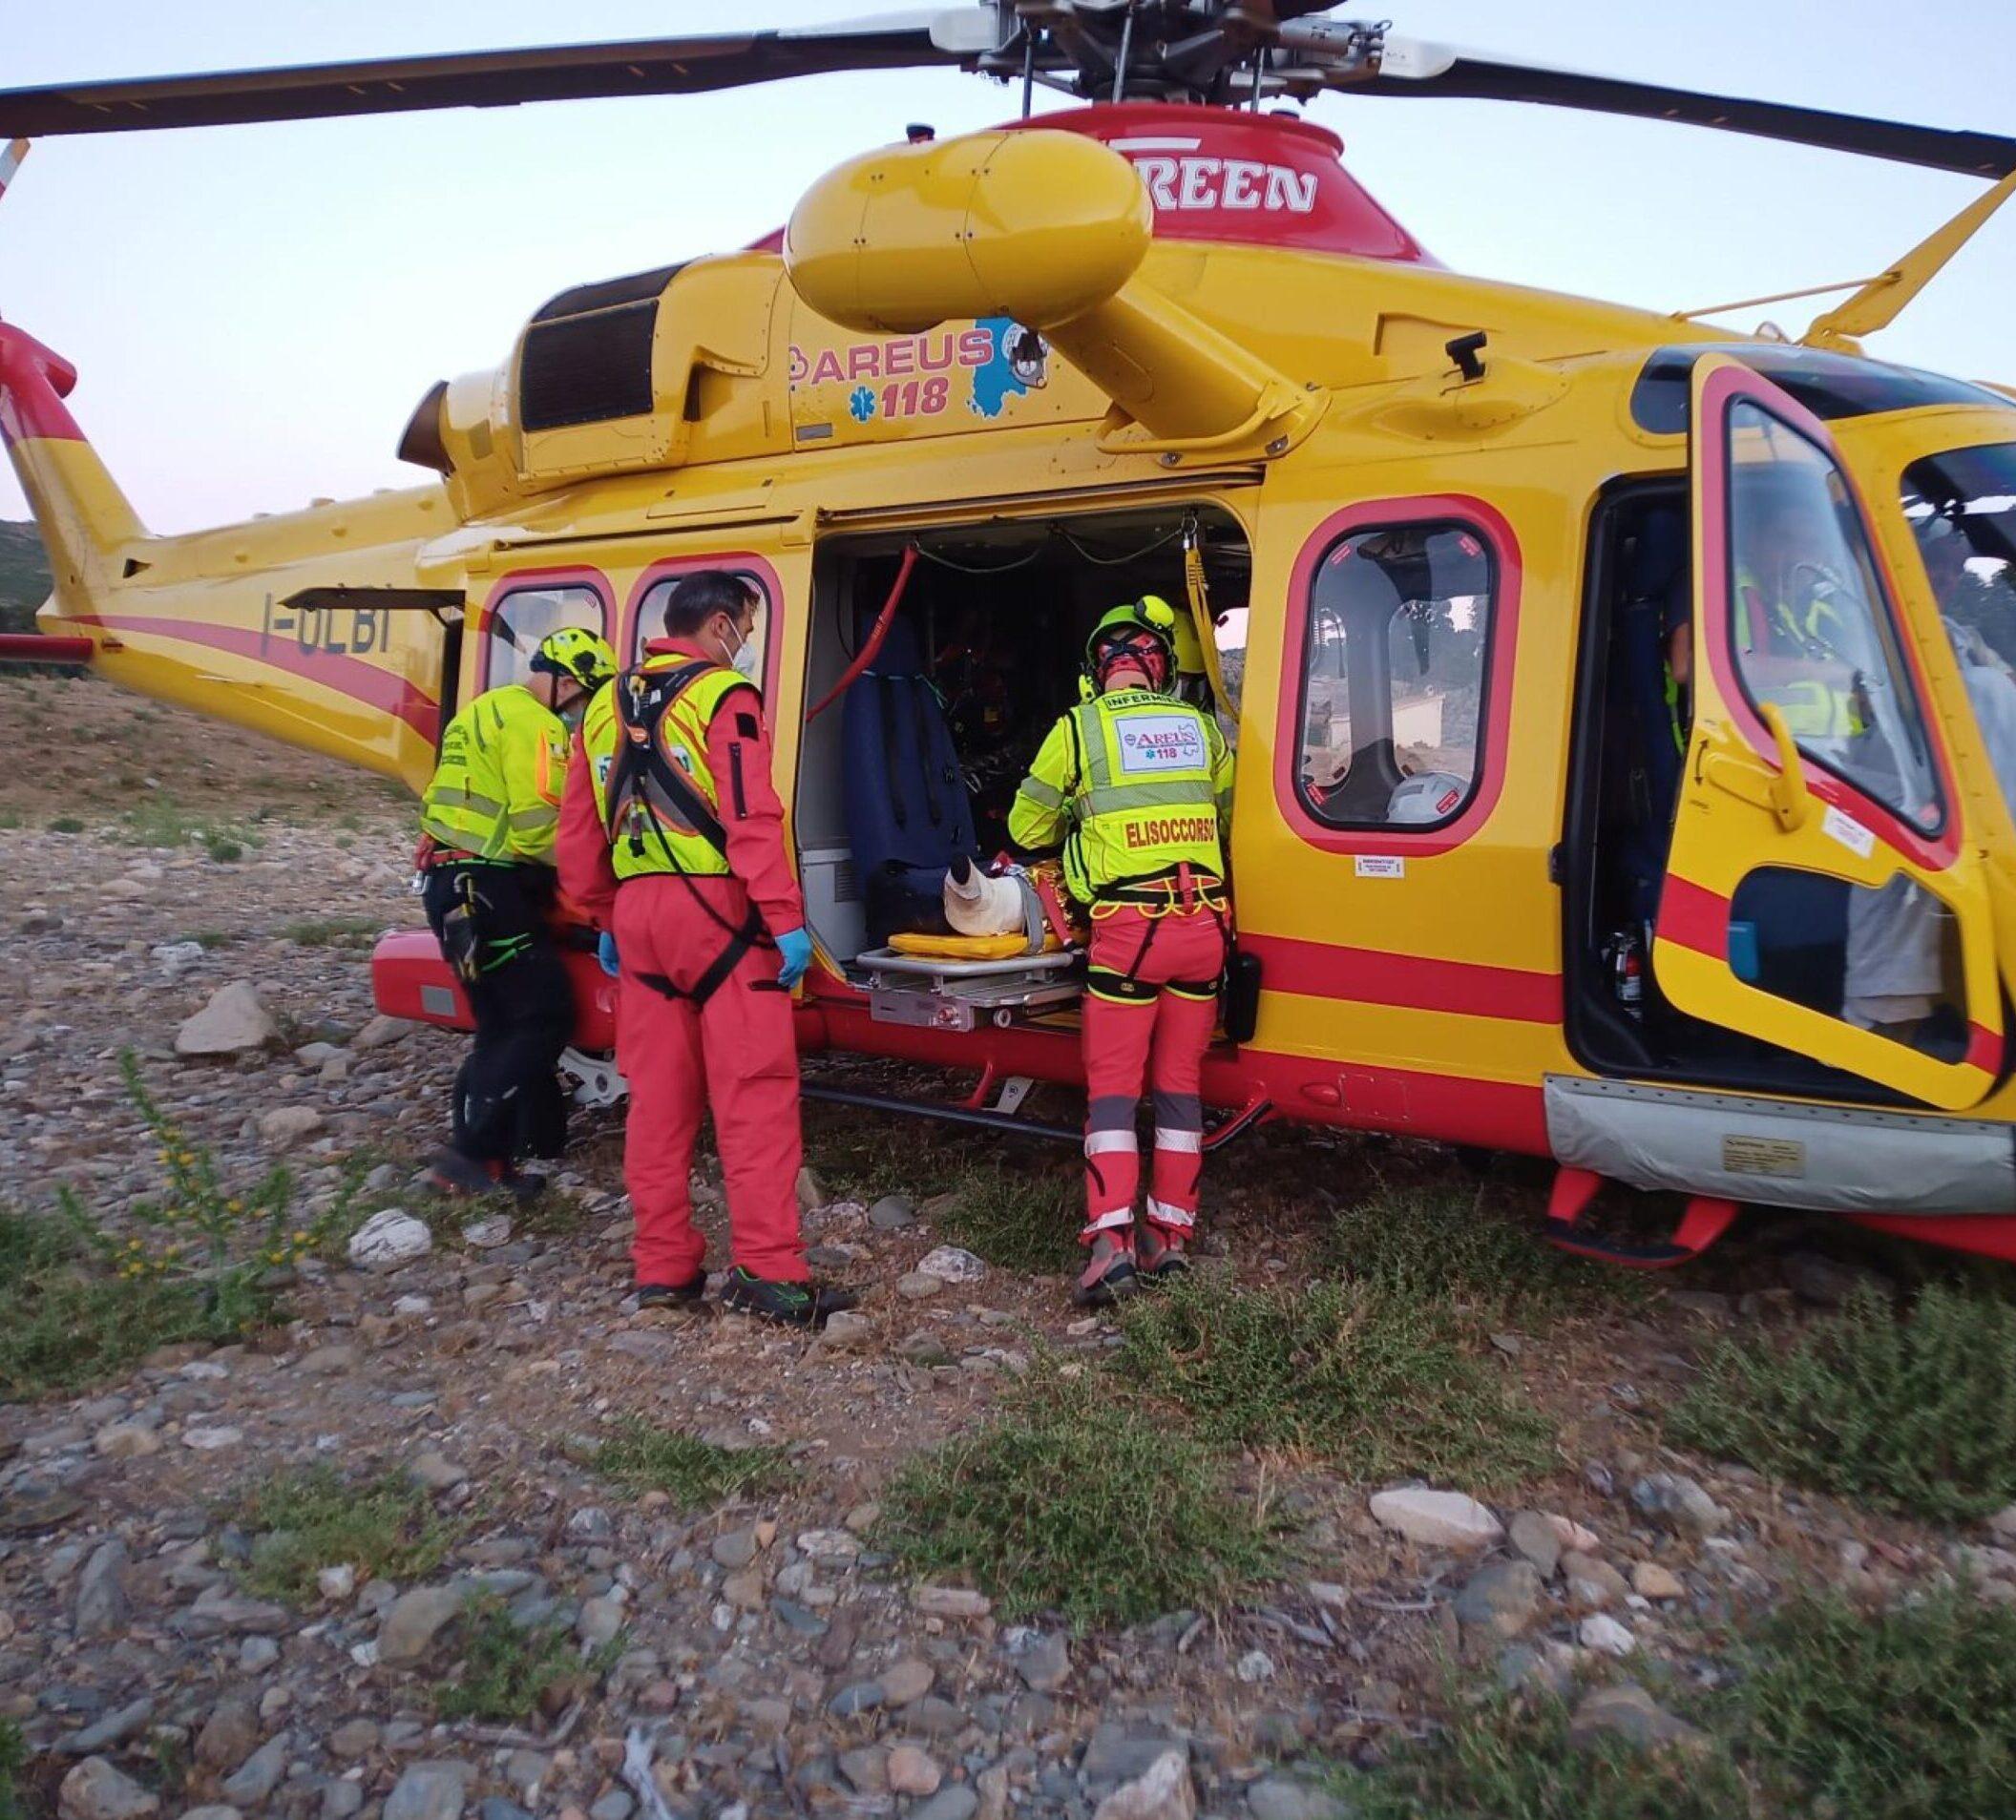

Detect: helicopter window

[1295,523,1494,830]
[1732,865,1969,1063]
[632,568,770,680]
[1633,345,2006,437]
[484,582,609,691]
[1902,440,2016,826]
[1726,400,1941,835]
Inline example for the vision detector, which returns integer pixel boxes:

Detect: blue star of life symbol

[849,385,876,422]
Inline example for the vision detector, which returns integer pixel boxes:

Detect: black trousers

[421,862,574,1165]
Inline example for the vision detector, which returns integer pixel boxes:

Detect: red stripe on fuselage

[1656,873,1729,959]
[74,611,438,743]
[1239,931,1562,1023]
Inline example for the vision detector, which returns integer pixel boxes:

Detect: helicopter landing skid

[1542,1167,1739,1269]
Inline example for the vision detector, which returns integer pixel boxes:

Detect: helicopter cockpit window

[1726,400,1941,835]
[632,570,770,680]
[1296,523,1494,829]
[1901,441,2016,827]
[485,583,608,690]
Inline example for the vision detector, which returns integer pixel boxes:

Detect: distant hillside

[0,520,52,635]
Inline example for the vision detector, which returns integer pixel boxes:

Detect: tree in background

[0,521,52,637]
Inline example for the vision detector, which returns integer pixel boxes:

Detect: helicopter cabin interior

[789,503,1251,1015]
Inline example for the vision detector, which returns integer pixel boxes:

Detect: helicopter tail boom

[0,322,145,642]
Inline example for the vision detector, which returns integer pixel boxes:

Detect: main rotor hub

[979,3,1390,106]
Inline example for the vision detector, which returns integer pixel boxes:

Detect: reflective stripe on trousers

[1080,902,1226,1238]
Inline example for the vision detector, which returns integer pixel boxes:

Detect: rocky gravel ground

[7,680,2016,1820]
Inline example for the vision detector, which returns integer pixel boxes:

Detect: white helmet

[1387,771,1468,826]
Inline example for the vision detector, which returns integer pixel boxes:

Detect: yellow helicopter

[8,6,2016,1267]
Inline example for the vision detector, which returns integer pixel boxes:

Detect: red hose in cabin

[807,544,918,722]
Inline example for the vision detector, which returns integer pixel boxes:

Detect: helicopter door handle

[1695,710,1811,833]
[1756,702,1813,833]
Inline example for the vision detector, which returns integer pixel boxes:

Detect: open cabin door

[1651,355,2004,1111]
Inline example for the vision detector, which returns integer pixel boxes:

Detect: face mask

[722,618,760,681]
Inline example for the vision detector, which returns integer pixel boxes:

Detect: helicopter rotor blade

[1339,34,2016,179]
[0,138,29,203]
[0,13,988,138]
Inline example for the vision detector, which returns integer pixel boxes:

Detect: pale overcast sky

[2,1,2012,531]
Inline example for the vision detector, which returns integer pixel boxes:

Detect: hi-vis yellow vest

[1735,566,1863,740]
[580,654,752,881]
[419,684,567,864]
[1013,689,1231,903]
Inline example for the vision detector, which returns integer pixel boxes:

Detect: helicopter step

[1542,1165,1739,1269]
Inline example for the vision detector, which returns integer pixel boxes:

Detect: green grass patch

[1323,1182,1641,1320]
[593,1417,792,1510]
[0,1207,230,1402]
[802,1104,975,1204]
[1736,1584,2016,1819]
[46,815,83,834]
[1349,1686,1745,1820]
[879,1374,1277,1628]
[1118,1277,1555,1489]
[0,1717,29,1820]
[433,1597,591,1724]
[934,1165,1074,1274]
[230,1465,460,1603]
[1669,1283,2016,1521]
[121,796,259,857]
[1350,1583,2016,1818]
[281,915,382,950]
[174,930,236,950]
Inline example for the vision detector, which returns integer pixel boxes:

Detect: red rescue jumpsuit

[1009,670,1233,1263]
[1082,889,1228,1237]
[557,638,809,1287]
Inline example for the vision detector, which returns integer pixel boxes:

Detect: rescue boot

[418,1148,505,1199]
[1136,1221,1191,1282]
[633,1270,709,1324]
[493,1163,549,1205]
[720,1267,856,1329]
[1074,1227,1140,1307]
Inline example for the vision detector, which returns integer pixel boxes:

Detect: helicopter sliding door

[1651,354,2003,1110]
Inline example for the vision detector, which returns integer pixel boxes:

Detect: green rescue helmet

[1084,595,1180,693]
[531,625,619,691]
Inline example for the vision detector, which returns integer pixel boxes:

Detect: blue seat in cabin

[840,617,978,946]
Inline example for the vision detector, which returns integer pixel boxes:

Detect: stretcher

[856,946,1084,1032]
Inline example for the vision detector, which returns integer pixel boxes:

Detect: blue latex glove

[775,926,813,989]
[596,931,621,978]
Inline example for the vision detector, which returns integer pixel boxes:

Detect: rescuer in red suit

[558,570,851,1328]
[1009,598,1235,1306]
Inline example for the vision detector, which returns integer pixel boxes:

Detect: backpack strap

[604,659,741,863]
